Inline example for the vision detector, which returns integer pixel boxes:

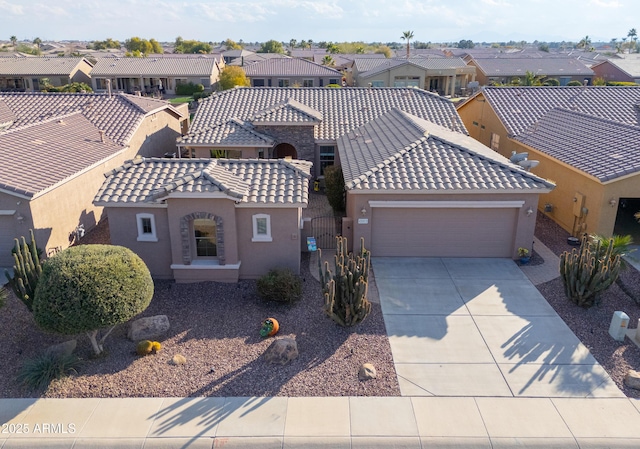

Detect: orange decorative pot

[260,318,279,338]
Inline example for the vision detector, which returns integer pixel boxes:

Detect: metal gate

[311,216,341,249]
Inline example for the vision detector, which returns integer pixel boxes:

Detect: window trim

[252,213,272,242]
[136,213,157,242]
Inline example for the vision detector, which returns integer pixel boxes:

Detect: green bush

[17,352,81,390]
[323,165,345,212]
[567,80,584,86]
[326,84,342,88]
[607,81,639,86]
[257,268,302,303]
[193,91,212,100]
[175,82,205,95]
[33,245,154,355]
[543,78,560,86]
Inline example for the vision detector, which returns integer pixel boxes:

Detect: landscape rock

[171,354,186,366]
[625,369,640,390]
[44,340,77,359]
[263,338,298,365]
[358,363,377,381]
[128,315,170,341]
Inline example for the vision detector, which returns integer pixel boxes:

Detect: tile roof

[359,57,470,78]
[178,118,275,147]
[249,99,324,123]
[0,112,125,197]
[0,99,15,128]
[477,86,640,136]
[242,58,342,77]
[0,91,181,145]
[514,108,640,182]
[470,57,594,77]
[189,87,466,143]
[94,157,312,206]
[90,57,219,77]
[339,108,553,192]
[0,57,91,75]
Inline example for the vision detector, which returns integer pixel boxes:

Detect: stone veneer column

[180,212,225,265]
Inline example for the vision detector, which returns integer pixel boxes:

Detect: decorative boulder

[263,338,298,365]
[358,363,377,381]
[128,315,170,341]
[625,370,640,390]
[44,339,77,359]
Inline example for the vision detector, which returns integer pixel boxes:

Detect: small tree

[323,165,345,212]
[218,66,250,90]
[33,245,154,356]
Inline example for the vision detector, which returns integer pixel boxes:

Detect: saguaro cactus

[5,229,43,312]
[559,235,621,308]
[318,236,372,326]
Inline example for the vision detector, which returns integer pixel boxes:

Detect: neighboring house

[243,58,343,87]
[351,57,476,96]
[177,86,465,179]
[0,92,187,266]
[467,57,594,86]
[94,157,311,283]
[228,53,289,67]
[222,49,256,65]
[0,56,93,91]
[339,108,553,257]
[90,56,224,95]
[457,86,640,239]
[311,53,386,73]
[591,56,640,83]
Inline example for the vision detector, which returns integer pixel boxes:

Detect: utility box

[573,192,586,217]
[609,311,630,341]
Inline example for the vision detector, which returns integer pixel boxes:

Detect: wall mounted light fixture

[526,207,534,216]
[361,207,367,216]
[609,198,617,207]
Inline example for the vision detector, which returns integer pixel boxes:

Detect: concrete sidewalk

[2,396,640,448]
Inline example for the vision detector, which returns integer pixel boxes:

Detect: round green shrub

[136,340,153,356]
[257,268,302,303]
[33,245,154,335]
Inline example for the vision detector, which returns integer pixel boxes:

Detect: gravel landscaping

[2,212,640,398]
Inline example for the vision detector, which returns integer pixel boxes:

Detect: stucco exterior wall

[592,62,634,83]
[0,191,33,266]
[105,206,173,278]
[235,207,302,278]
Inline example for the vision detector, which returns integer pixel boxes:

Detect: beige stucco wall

[0,191,33,266]
[236,206,302,278]
[184,146,266,159]
[345,191,540,259]
[105,206,173,278]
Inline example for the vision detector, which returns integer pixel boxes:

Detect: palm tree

[33,37,42,50]
[577,35,591,50]
[322,55,335,67]
[10,35,17,50]
[289,39,297,52]
[630,28,638,53]
[401,30,414,58]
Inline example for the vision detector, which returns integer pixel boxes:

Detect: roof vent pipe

[99,130,105,143]
[106,79,112,98]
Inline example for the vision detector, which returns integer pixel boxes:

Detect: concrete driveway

[372,257,624,398]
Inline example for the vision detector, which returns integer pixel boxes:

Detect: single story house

[338,108,554,257]
[243,58,343,87]
[94,157,311,283]
[0,92,187,266]
[0,56,93,92]
[591,56,640,84]
[467,57,594,86]
[456,86,640,239]
[350,57,476,96]
[90,56,224,95]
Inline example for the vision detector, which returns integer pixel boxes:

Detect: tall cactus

[4,229,43,312]
[559,235,621,308]
[318,236,372,326]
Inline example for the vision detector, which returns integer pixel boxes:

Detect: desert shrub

[17,352,81,390]
[151,341,162,353]
[326,84,342,88]
[175,82,205,95]
[257,268,302,303]
[324,165,345,212]
[607,81,639,86]
[543,78,560,86]
[0,287,6,309]
[33,245,154,355]
[567,80,584,86]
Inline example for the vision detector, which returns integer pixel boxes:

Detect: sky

[0,0,637,45]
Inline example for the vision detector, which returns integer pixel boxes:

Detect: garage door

[371,206,517,257]
[0,215,17,267]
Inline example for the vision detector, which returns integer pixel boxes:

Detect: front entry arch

[273,143,297,159]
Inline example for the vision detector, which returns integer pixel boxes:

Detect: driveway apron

[372,257,624,398]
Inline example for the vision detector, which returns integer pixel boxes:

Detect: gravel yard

[2,212,640,398]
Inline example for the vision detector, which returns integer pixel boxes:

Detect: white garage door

[371,206,517,257]
[0,215,17,267]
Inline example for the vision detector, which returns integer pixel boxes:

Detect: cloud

[589,0,622,6]
[0,1,24,15]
